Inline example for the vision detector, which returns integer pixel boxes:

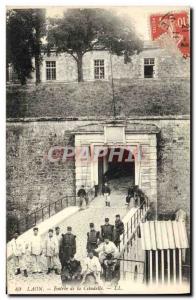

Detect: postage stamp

[150,11,190,58]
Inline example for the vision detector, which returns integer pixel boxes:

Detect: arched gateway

[74,123,159,203]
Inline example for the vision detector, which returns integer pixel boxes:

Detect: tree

[6,9,46,85]
[47,9,142,82]
[7,10,34,85]
[31,9,46,84]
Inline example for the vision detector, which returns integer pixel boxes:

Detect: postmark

[150,11,190,58]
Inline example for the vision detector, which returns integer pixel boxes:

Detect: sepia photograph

[6,5,191,295]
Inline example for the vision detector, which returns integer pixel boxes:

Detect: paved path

[7,190,136,293]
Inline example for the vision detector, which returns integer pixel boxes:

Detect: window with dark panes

[144,58,155,78]
[94,60,105,79]
[46,61,56,80]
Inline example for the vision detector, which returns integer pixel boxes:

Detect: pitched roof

[140,220,189,250]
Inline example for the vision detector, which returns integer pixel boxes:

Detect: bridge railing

[118,258,145,283]
[16,195,76,235]
[15,186,96,237]
[119,194,149,252]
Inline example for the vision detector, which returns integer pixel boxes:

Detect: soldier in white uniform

[95,238,119,264]
[81,251,102,285]
[55,226,62,247]
[29,227,43,273]
[10,232,28,277]
[44,229,59,274]
[55,226,63,270]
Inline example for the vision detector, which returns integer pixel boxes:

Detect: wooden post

[156,250,159,284]
[127,222,129,239]
[34,213,37,226]
[150,250,153,284]
[123,251,125,280]
[54,201,57,212]
[25,216,28,231]
[41,208,44,221]
[173,249,176,284]
[123,232,125,247]
[60,198,63,209]
[17,220,20,234]
[161,250,164,284]
[167,249,170,284]
[48,204,50,217]
[179,249,182,284]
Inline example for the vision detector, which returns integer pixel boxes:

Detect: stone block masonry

[7,122,76,220]
[6,117,190,238]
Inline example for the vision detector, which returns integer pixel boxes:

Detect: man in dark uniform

[61,254,82,286]
[102,183,111,207]
[86,223,100,253]
[60,226,76,267]
[126,186,134,206]
[101,218,114,241]
[113,215,124,247]
[77,185,88,208]
[103,253,120,285]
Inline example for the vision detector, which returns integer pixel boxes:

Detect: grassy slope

[6,79,190,118]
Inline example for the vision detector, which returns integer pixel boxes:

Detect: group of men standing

[10,226,63,277]
[10,214,124,286]
[87,215,124,249]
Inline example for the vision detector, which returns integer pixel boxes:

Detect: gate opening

[98,147,135,192]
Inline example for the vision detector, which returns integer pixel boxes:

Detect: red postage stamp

[150,11,190,58]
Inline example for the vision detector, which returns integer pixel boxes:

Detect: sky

[46,6,189,40]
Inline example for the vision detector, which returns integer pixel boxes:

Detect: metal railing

[118,258,145,282]
[16,195,76,235]
[16,186,96,236]
[119,193,149,252]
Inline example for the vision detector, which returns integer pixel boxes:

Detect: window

[7,64,18,82]
[46,61,56,80]
[144,58,155,78]
[94,60,105,79]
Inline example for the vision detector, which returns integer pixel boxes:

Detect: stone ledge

[6,115,190,123]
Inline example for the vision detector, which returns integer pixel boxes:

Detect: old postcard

[6,6,191,295]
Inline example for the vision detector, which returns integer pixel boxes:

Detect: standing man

[10,232,28,277]
[86,223,100,253]
[81,251,102,285]
[55,226,63,268]
[30,227,43,273]
[77,185,88,208]
[113,215,124,247]
[101,218,114,242]
[127,185,134,206]
[44,229,59,275]
[55,226,62,247]
[102,183,111,207]
[61,226,76,267]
